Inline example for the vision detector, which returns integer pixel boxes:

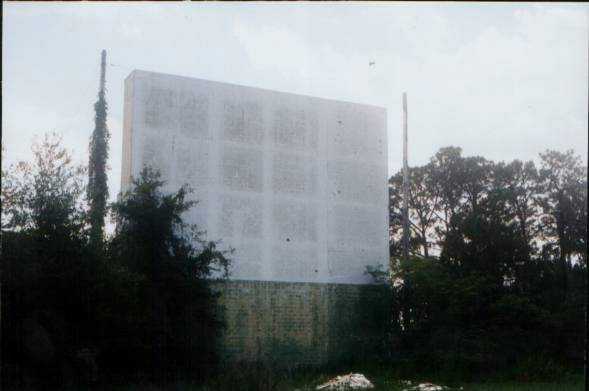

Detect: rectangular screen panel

[122,70,387,284]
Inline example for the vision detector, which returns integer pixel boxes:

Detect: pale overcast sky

[3,2,588,204]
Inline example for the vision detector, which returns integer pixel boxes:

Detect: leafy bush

[1,138,232,388]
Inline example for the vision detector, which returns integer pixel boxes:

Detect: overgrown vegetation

[89,363,585,390]
[385,147,587,380]
[87,50,110,251]
[1,128,586,388]
[1,136,231,388]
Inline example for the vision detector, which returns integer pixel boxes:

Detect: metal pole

[100,50,106,91]
[402,92,410,261]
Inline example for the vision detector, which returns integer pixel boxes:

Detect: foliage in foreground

[385,147,587,379]
[1,137,231,388]
[1,134,586,388]
[89,364,585,391]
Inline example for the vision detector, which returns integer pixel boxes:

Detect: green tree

[537,150,587,262]
[1,134,94,388]
[491,160,539,260]
[389,164,439,258]
[87,50,110,250]
[108,167,231,382]
[537,150,587,298]
[428,146,466,235]
[1,133,86,236]
[385,146,586,378]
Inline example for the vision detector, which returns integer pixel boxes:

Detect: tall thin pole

[100,49,106,92]
[88,49,109,250]
[402,92,410,261]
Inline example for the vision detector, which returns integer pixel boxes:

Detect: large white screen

[122,70,388,284]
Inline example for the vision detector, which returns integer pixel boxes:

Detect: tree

[1,134,93,388]
[389,164,439,258]
[385,146,587,378]
[2,133,234,386]
[540,151,587,263]
[1,133,86,237]
[87,50,110,250]
[108,167,231,382]
[428,146,465,236]
[389,147,495,260]
[491,160,540,261]
[537,150,587,263]
[536,150,587,300]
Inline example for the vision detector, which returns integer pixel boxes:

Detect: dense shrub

[1,138,231,388]
[385,147,587,380]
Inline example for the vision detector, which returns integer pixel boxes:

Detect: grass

[89,364,585,391]
[459,383,583,391]
[9,372,585,391]
[99,378,585,391]
[138,377,585,391]
[173,367,584,391]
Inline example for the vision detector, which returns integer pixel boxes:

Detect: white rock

[402,382,448,391]
[316,373,375,390]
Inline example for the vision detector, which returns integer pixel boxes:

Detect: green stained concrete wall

[211,280,389,367]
